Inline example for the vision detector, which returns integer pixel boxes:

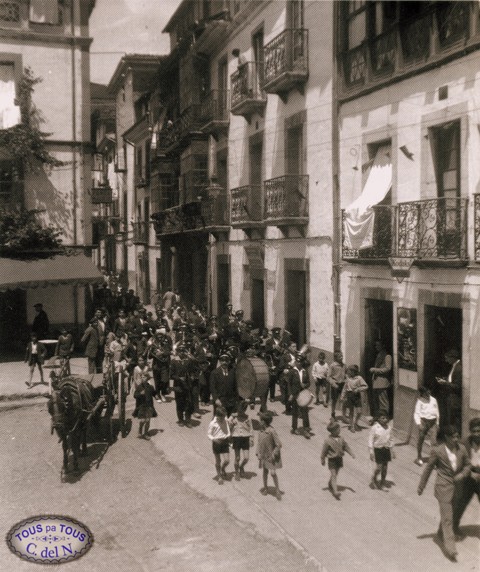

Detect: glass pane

[349,11,366,48]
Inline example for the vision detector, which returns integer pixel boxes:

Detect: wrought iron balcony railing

[264,175,308,222]
[132,221,148,244]
[342,205,395,261]
[151,202,206,236]
[157,105,202,154]
[342,3,476,92]
[230,184,263,226]
[91,186,113,204]
[263,29,308,97]
[230,63,267,121]
[201,194,229,228]
[397,197,467,261]
[342,198,468,264]
[199,89,230,135]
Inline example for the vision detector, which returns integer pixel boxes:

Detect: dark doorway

[424,305,462,432]
[0,289,27,360]
[251,278,265,329]
[217,261,230,315]
[364,299,394,418]
[285,270,307,346]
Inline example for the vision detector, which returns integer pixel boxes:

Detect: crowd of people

[25,285,479,563]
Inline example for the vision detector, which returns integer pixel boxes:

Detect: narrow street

[1,396,478,571]
[0,402,317,572]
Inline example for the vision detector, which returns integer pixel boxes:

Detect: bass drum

[235,356,270,399]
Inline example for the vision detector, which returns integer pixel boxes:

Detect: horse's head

[48,389,68,435]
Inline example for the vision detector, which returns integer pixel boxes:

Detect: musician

[210,354,238,417]
[265,327,284,402]
[287,352,312,439]
[206,315,222,355]
[239,320,257,353]
[171,345,195,427]
[219,302,235,330]
[148,330,172,402]
[279,341,297,414]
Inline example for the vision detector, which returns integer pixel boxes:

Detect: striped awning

[0,254,104,292]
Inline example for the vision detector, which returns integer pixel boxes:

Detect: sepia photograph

[0,1,479,570]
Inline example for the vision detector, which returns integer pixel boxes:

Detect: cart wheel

[118,372,127,438]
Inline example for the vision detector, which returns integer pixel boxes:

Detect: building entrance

[285,269,307,347]
[251,278,264,329]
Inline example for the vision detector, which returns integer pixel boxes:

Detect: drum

[297,388,314,407]
[235,356,270,399]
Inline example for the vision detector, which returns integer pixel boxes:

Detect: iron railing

[264,29,309,86]
[342,205,395,260]
[157,105,201,152]
[201,194,229,227]
[231,62,266,109]
[230,184,263,225]
[264,175,308,220]
[397,197,468,260]
[199,89,230,125]
[91,186,113,204]
[132,221,148,244]
[342,198,468,262]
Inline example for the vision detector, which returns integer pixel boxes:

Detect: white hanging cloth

[343,144,392,250]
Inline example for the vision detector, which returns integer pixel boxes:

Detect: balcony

[201,194,229,234]
[199,89,230,138]
[230,63,267,123]
[263,29,309,101]
[157,105,204,155]
[342,205,395,262]
[342,198,468,265]
[341,4,480,98]
[397,197,468,264]
[132,221,148,245]
[91,186,113,204]
[151,202,205,237]
[230,184,263,233]
[264,175,308,235]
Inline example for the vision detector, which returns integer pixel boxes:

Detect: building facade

[0,0,99,355]
[336,0,480,434]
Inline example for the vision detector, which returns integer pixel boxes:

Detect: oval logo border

[6,514,94,565]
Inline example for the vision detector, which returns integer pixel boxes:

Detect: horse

[48,375,94,473]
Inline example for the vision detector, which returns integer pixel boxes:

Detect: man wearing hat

[219,302,235,336]
[32,303,49,340]
[369,340,392,420]
[81,318,101,374]
[265,327,283,402]
[171,345,194,427]
[210,354,238,417]
[287,352,312,439]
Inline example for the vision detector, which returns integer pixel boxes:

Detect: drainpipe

[70,0,78,246]
[332,2,341,353]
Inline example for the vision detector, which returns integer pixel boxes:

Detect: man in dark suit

[287,353,311,439]
[81,318,101,374]
[32,303,49,339]
[210,354,238,417]
[418,425,471,561]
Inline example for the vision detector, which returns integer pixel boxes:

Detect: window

[0,62,20,129]
[29,0,59,24]
[0,2,20,23]
[0,159,14,200]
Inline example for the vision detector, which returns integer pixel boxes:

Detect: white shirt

[470,446,480,469]
[368,422,393,451]
[445,445,457,472]
[312,362,329,380]
[414,396,440,425]
[31,342,38,355]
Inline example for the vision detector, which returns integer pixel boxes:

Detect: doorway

[251,278,265,329]
[364,299,394,418]
[424,305,462,431]
[0,290,27,360]
[285,269,307,346]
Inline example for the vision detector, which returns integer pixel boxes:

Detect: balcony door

[218,58,228,115]
[289,0,305,60]
[286,123,304,215]
[285,267,307,347]
[250,139,263,220]
[252,29,264,95]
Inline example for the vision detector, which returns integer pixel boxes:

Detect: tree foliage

[0,208,63,258]
[0,67,63,171]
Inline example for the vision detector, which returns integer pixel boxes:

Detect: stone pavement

[1,361,478,571]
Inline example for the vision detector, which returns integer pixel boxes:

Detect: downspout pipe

[332,1,341,353]
[70,0,78,246]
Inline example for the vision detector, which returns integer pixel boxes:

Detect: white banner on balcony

[0,63,20,129]
[343,144,392,250]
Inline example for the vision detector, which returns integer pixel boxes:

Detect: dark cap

[219,354,230,361]
[445,348,460,360]
[33,303,43,308]
[259,411,274,423]
[177,344,186,351]
[272,327,281,333]
[235,310,244,316]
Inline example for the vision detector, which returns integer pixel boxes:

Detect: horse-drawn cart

[45,356,129,473]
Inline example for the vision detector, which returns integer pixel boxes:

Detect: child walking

[341,365,368,432]
[256,412,282,500]
[368,410,395,490]
[133,374,156,439]
[321,420,355,500]
[229,400,254,480]
[207,405,231,485]
[132,356,153,418]
[413,386,439,466]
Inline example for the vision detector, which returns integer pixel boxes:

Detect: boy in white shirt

[312,352,329,406]
[414,386,439,466]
